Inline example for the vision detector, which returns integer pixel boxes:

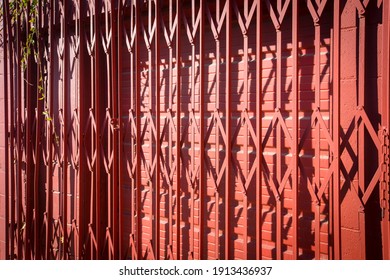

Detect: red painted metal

[77,0,85,261]
[292,0,298,260]
[16,6,23,260]
[199,0,205,260]
[2,0,9,260]
[255,0,262,260]
[95,0,102,258]
[135,0,142,259]
[382,0,390,260]
[225,0,232,260]
[0,0,390,260]
[46,0,54,260]
[175,0,182,260]
[333,0,341,260]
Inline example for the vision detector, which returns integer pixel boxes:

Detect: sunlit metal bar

[175,0,182,260]
[199,0,205,260]
[163,0,174,260]
[292,0,298,260]
[333,0,341,260]
[186,0,196,259]
[243,0,249,259]
[357,3,366,259]
[276,1,283,261]
[130,0,137,260]
[255,0,262,260]
[310,0,322,259]
[382,0,390,261]
[225,0,232,260]
[154,0,161,261]
[212,0,221,259]
[135,0,142,259]
[100,0,112,260]
[3,0,16,260]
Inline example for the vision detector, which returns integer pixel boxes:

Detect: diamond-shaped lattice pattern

[204,111,227,192]
[2,0,389,261]
[84,109,97,171]
[261,110,293,200]
[101,109,114,173]
[298,108,335,204]
[231,110,258,195]
[340,107,382,206]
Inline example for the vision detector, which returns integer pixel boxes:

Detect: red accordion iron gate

[0,0,389,260]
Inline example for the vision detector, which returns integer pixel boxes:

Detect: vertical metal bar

[63,0,69,259]
[333,0,341,260]
[328,26,334,260]
[243,0,249,259]
[2,0,9,260]
[190,2,195,259]
[111,0,120,260]
[3,0,15,259]
[86,0,97,259]
[386,0,390,261]
[175,0,181,260]
[255,0,262,260]
[135,0,142,259]
[225,0,232,260]
[358,10,366,260]
[276,25,282,262]
[215,186,219,258]
[146,2,154,259]
[72,0,80,259]
[33,0,43,259]
[102,0,112,260]
[165,0,174,259]
[357,14,366,184]
[214,0,221,259]
[128,1,136,259]
[46,0,55,260]
[117,0,123,260]
[155,0,161,261]
[94,0,102,258]
[292,0,298,260]
[387,0,390,259]
[130,0,136,259]
[382,0,390,261]
[16,7,23,259]
[78,0,86,260]
[199,0,205,260]
[25,1,33,259]
[314,19,321,260]
[166,0,173,258]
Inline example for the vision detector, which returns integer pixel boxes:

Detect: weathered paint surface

[0,0,389,260]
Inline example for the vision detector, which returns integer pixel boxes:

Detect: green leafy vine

[2,1,58,143]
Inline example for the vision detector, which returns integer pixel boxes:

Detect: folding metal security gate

[0,0,389,260]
